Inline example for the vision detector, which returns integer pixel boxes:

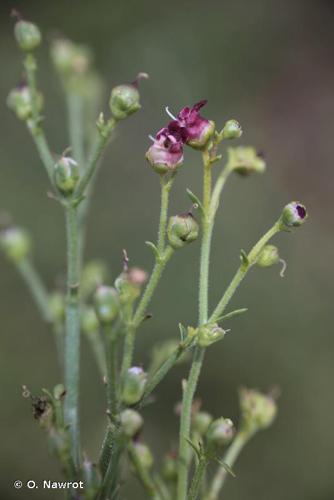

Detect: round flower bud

[256,245,280,268]
[94,286,119,324]
[228,146,266,176]
[167,213,199,249]
[133,443,154,470]
[161,453,178,481]
[239,388,277,433]
[197,323,225,348]
[81,260,108,298]
[109,84,141,120]
[50,39,92,82]
[81,307,99,334]
[193,411,213,436]
[14,20,41,51]
[221,119,242,139]
[120,409,143,437]
[207,417,235,448]
[280,201,307,228]
[0,226,31,263]
[115,267,148,305]
[54,156,80,196]
[121,367,147,406]
[49,292,65,323]
[7,85,43,121]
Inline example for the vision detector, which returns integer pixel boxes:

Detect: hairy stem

[64,203,80,467]
[67,91,85,170]
[177,151,212,500]
[187,456,208,500]
[128,442,161,499]
[205,432,250,500]
[209,222,281,323]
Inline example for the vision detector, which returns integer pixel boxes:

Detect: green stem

[66,91,85,170]
[17,258,52,322]
[74,118,116,200]
[177,152,212,500]
[103,324,119,418]
[209,222,281,323]
[187,456,208,500]
[85,329,107,377]
[127,442,161,499]
[64,203,81,467]
[157,174,175,253]
[205,432,250,500]
[24,53,54,182]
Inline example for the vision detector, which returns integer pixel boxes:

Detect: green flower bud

[49,292,65,323]
[197,323,225,348]
[256,244,280,268]
[161,453,178,481]
[0,226,31,262]
[167,213,199,249]
[221,119,242,139]
[50,38,92,77]
[109,75,147,120]
[94,286,119,324]
[239,388,277,433]
[133,443,154,470]
[115,267,147,305]
[193,411,213,436]
[54,156,80,196]
[228,146,266,176]
[53,384,66,400]
[7,85,43,121]
[14,20,41,51]
[121,367,147,406]
[81,260,109,298]
[81,307,99,334]
[280,201,307,228]
[120,409,143,437]
[207,417,235,447]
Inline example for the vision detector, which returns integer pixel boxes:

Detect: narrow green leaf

[145,241,160,259]
[240,249,249,267]
[185,437,202,460]
[216,308,248,323]
[214,458,236,478]
[179,323,187,342]
[186,189,204,214]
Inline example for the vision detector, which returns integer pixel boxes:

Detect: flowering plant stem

[187,456,209,500]
[127,442,161,499]
[205,431,250,500]
[17,257,51,323]
[64,202,81,468]
[177,149,213,500]
[67,91,85,170]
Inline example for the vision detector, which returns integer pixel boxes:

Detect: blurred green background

[0,0,333,498]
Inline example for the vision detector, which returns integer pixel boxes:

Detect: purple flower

[146,128,184,174]
[172,100,215,149]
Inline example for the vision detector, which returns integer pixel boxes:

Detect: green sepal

[214,457,236,477]
[240,249,249,268]
[179,323,187,342]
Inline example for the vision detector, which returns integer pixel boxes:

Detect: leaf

[178,323,187,342]
[216,308,248,323]
[186,189,204,214]
[185,437,202,461]
[145,241,160,259]
[214,458,236,478]
[239,249,249,267]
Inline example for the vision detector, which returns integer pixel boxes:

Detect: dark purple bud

[176,100,215,149]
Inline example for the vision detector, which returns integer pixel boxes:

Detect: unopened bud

[115,267,147,305]
[81,307,99,334]
[109,83,141,120]
[121,367,147,406]
[81,260,108,298]
[0,226,31,262]
[228,146,266,176]
[7,85,43,121]
[49,292,65,323]
[120,409,143,437]
[14,19,41,52]
[207,417,235,447]
[161,453,178,481]
[50,38,91,77]
[280,201,307,228]
[94,286,119,324]
[239,388,277,433]
[256,244,280,268]
[193,411,213,436]
[133,442,154,470]
[197,323,225,347]
[167,213,199,249]
[221,119,242,139]
[54,156,79,196]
